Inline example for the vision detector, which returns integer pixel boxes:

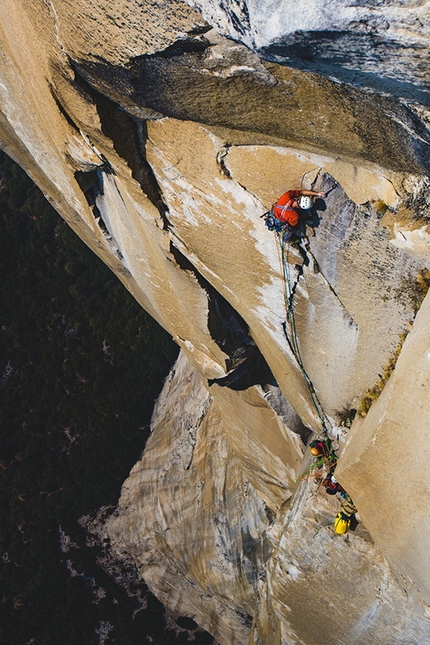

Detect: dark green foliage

[0,151,212,644]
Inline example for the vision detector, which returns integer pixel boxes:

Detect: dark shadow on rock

[263,383,312,445]
[70,46,430,175]
[75,168,104,223]
[290,207,322,243]
[261,32,430,106]
[208,345,275,390]
[205,282,277,389]
[169,243,277,390]
[305,198,326,231]
[349,515,359,532]
[74,167,125,262]
[293,241,310,267]
[71,65,171,229]
[313,196,326,213]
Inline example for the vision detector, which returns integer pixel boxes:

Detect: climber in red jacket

[273,189,326,227]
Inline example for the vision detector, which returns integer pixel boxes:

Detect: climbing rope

[298,458,337,481]
[276,231,336,461]
[271,192,356,530]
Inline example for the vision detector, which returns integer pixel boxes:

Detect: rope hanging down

[275,227,357,528]
[276,232,334,453]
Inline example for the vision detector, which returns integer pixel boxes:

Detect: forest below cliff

[0,151,213,644]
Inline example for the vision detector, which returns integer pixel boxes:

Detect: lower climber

[334,495,357,535]
[310,439,343,496]
[272,188,326,242]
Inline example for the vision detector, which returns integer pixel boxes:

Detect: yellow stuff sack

[334,512,351,535]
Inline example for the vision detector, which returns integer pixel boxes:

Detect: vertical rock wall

[1,1,430,643]
[336,284,430,606]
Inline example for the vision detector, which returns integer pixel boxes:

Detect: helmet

[310,440,325,456]
[298,196,313,210]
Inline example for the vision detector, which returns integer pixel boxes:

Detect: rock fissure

[72,65,171,227]
[131,36,212,62]
[216,144,232,178]
[170,242,276,390]
[75,167,126,260]
[49,83,81,133]
[304,242,358,327]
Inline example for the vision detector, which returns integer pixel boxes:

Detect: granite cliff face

[1,1,430,643]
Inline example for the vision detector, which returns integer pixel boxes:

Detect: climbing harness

[273,198,299,226]
[261,209,287,234]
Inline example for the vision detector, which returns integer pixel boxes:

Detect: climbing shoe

[282,231,294,243]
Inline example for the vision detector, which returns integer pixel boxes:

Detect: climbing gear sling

[261,209,290,234]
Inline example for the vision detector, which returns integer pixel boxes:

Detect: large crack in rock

[72,68,171,228]
[170,242,277,390]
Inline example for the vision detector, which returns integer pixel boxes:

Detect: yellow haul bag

[334,512,351,534]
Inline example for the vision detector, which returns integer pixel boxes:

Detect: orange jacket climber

[273,189,326,226]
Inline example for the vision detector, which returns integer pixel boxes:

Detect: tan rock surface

[336,285,430,606]
[1,1,430,643]
[146,117,427,415]
[254,477,430,645]
[104,352,301,644]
